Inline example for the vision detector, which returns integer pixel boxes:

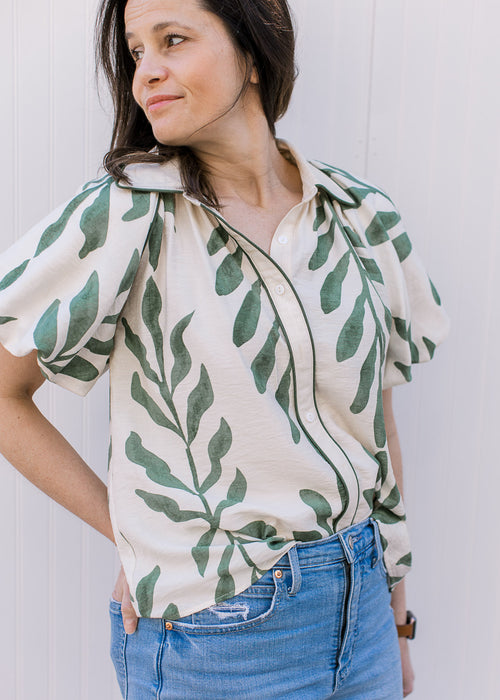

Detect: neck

[190,114,302,209]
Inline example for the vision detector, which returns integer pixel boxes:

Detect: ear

[249,65,259,85]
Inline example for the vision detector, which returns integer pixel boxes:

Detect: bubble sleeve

[0,177,161,396]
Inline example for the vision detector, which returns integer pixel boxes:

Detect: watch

[397,610,417,639]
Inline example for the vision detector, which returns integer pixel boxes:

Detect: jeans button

[274,569,283,579]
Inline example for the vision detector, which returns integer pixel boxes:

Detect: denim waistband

[272,518,382,597]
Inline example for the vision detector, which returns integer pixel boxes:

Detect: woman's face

[124,0,254,148]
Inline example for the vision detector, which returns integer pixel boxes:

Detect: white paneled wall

[0,1,498,698]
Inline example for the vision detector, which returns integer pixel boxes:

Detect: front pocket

[171,571,282,635]
[109,599,128,697]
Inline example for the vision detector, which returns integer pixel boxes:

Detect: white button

[275,284,285,295]
[306,412,315,423]
[278,235,288,245]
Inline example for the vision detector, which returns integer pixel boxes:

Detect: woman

[0,0,449,697]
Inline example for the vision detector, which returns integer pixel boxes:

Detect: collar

[118,140,356,207]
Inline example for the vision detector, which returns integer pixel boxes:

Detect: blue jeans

[110,518,402,699]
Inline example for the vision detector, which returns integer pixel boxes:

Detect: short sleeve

[0,177,160,395]
[358,193,450,389]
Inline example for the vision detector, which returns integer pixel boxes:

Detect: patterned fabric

[0,142,449,619]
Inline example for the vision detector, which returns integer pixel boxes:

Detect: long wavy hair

[95,0,297,208]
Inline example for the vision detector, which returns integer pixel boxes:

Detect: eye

[165,33,185,48]
[129,47,144,63]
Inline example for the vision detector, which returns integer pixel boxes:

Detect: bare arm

[0,343,114,542]
[383,388,415,697]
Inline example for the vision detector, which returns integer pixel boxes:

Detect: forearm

[0,395,115,543]
[382,388,408,623]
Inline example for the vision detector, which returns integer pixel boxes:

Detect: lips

[146,94,182,111]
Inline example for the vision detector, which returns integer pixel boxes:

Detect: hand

[112,565,138,635]
[399,638,415,696]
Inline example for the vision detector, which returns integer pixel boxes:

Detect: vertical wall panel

[0,1,498,698]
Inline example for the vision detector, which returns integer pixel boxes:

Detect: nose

[135,51,169,85]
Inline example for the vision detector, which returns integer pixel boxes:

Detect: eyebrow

[125,21,194,40]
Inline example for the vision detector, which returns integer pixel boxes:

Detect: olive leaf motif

[34,181,109,257]
[79,185,111,258]
[170,312,194,393]
[308,216,335,271]
[60,271,99,356]
[33,299,60,358]
[122,190,151,222]
[299,489,333,536]
[0,259,29,291]
[136,565,160,617]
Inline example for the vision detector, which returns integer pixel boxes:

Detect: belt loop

[370,517,383,563]
[286,546,302,596]
[338,530,355,564]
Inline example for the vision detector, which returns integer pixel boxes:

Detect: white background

[0,1,498,698]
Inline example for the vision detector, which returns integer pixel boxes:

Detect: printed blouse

[0,142,449,619]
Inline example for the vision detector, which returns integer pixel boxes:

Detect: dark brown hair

[95,0,297,208]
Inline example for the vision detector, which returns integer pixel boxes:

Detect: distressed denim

[109,518,402,699]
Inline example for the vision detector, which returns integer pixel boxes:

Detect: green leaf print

[147,209,164,271]
[126,431,190,491]
[274,362,301,444]
[392,232,412,262]
[336,290,366,362]
[384,306,392,332]
[0,259,29,291]
[131,373,181,434]
[374,384,386,449]
[60,271,99,355]
[381,483,401,510]
[396,552,412,567]
[423,337,436,358]
[308,218,335,271]
[207,225,229,256]
[292,530,322,542]
[313,198,327,231]
[215,247,244,296]
[251,320,280,394]
[215,545,235,601]
[235,521,278,540]
[365,211,401,246]
[320,251,350,314]
[214,469,247,518]
[142,277,164,378]
[233,279,261,347]
[372,508,405,525]
[33,299,60,358]
[122,190,150,222]
[85,337,114,356]
[342,225,366,249]
[331,471,350,531]
[350,337,377,414]
[394,317,408,341]
[201,418,232,493]
[135,489,207,522]
[362,488,375,508]
[191,527,217,576]
[79,185,111,258]
[136,565,160,617]
[117,249,140,296]
[299,489,333,536]
[375,451,389,485]
[0,317,16,325]
[358,257,384,284]
[170,312,194,393]
[394,361,412,382]
[163,603,180,620]
[186,364,214,444]
[430,278,441,305]
[58,356,99,381]
[34,183,105,257]
[122,318,160,384]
